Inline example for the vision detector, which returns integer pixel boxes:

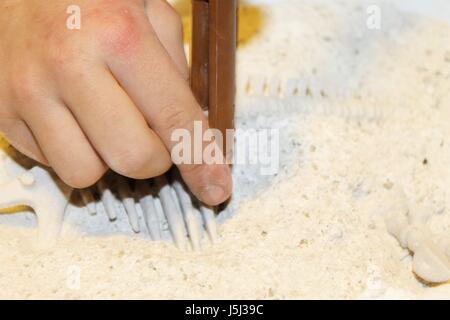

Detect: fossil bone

[385,188,450,283]
[0,143,220,250]
[0,166,72,248]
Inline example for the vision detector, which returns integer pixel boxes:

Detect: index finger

[99,8,231,205]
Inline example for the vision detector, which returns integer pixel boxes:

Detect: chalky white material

[385,188,450,283]
[1,0,450,299]
[0,144,218,250]
[0,165,71,248]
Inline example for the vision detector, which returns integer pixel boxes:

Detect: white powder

[0,0,450,299]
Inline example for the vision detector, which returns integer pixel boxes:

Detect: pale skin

[0,0,232,206]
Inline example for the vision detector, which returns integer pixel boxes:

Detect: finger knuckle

[108,146,156,179]
[61,165,104,189]
[158,102,193,133]
[97,9,143,57]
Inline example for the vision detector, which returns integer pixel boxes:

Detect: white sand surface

[0,0,450,299]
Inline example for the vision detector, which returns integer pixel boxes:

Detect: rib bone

[0,147,221,250]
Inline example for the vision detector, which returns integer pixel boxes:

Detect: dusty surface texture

[1,0,450,299]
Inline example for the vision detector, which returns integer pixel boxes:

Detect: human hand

[0,0,231,205]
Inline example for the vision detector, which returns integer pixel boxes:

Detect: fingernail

[200,184,228,205]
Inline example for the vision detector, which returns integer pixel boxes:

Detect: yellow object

[175,2,265,47]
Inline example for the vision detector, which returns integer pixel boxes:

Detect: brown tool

[191,0,237,160]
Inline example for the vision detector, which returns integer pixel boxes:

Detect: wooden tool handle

[191,0,237,160]
[191,0,210,110]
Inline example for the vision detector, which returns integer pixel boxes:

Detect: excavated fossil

[385,187,450,283]
[0,141,219,250]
